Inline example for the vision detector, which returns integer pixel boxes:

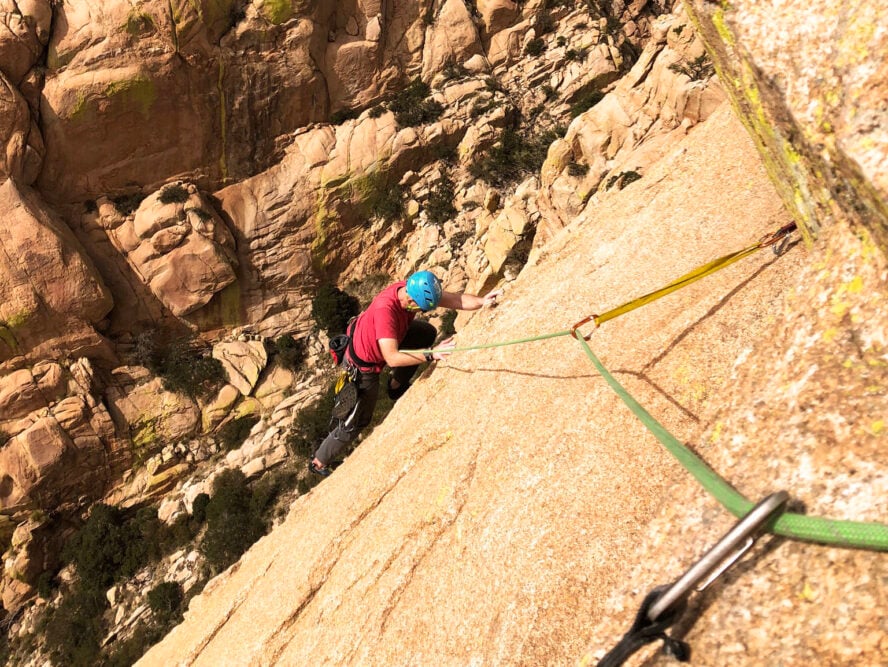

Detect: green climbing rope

[574,333,888,551]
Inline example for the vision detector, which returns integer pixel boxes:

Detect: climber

[309,270,501,477]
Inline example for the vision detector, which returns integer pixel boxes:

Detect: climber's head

[405,270,443,312]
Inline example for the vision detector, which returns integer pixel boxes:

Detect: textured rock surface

[685,0,888,252]
[140,104,885,666]
[0,179,112,364]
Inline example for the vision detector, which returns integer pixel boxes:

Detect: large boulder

[421,0,484,80]
[0,0,51,85]
[0,376,122,512]
[0,70,42,184]
[99,181,238,317]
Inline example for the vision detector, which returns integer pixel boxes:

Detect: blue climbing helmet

[405,270,443,312]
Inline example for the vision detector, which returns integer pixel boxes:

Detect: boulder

[0,0,51,85]
[105,366,200,459]
[212,339,268,396]
[102,182,238,317]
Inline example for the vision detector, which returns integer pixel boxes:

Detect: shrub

[62,504,160,591]
[605,170,642,190]
[565,47,588,61]
[425,176,457,226]
[200,469,266,573]
[43,586,106,667]
[441,59,468,82]
[271,334,308,371]
[157,183,190,204]
[311,284,361,335]
[567,162,589,177]
[525,37,545,56]
[286,387,336,459]
[147,582,183,626]
[669,54,715,81]
[569,88,604,117]
[389,78,444,127]
[217,415,260,452]
[329,107,360,125]
[132,330,226,398]
[469,125,563,187]
[351,169,405,221]
[191,492,210,524]
[111,192,145,215]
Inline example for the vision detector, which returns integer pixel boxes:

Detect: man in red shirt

[309,270,501,476]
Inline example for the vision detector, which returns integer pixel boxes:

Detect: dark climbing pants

[313,320,437,466]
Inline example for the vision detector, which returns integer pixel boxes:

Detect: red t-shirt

[348,281,415,372]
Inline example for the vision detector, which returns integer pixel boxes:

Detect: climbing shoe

[308,460,332,477]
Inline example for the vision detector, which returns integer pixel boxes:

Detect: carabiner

[646,491,789,623]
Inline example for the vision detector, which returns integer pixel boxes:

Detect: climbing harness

[597,492,790,666]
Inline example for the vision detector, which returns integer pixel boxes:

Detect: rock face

[0,179,112,364]
[139,104,886,666]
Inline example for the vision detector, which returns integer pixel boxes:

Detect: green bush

[469,125,563,187]
[605,170,642,190]
[388,78,444,127]
[272,334,308,371]
[201,469,266,573]
[570,88,605,117]
[217,415,260,452]
[311,284,361,335]
[43,586,106,667]
[62,504,161,591]
[191,492,210,524]
[669,54,714,81]
[286,387,336,459]
[147,581,183,626]
[111,192,145,215]
[525,37,545,56]
[425,176,457,226]
[567,161,589,177]
[157,183,190,204]
[132,330,226,398]
[329,106,360,124]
